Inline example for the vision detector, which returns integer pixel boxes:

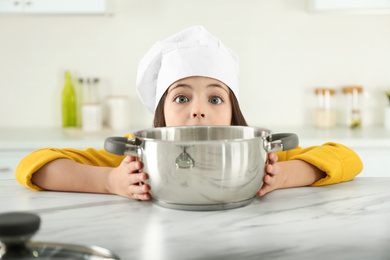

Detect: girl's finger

[265,164,275,175]
[133,193,151,201]
[268,152,278,164]
[128,184,150,196]
[124,161,143,174]
[264,174,274,185]
[122,155,137,163]
[257,185,270,197]
[128,172,148,185]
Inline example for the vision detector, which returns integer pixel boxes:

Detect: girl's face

[163,76,232,127]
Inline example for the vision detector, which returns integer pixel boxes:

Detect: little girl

[16,26,363,200]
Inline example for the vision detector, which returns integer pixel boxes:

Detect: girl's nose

[192,113,205,118]
[191,103,206,119]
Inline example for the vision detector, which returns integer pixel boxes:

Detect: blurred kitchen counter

[1,126,389,150]
[1,126,389,178]
[0,127,126,150]
[271,126,390,149]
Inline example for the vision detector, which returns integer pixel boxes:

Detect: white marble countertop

[1,178,389,260]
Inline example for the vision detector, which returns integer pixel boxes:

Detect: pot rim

[131,125,272,143]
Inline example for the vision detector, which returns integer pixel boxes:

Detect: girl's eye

[209,96,222,105]
[175,95,189,104]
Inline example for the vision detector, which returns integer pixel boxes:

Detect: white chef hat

[136,25,239,114]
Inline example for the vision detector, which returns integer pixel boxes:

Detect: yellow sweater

[15,133,363,191]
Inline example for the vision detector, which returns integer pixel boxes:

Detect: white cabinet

[309,0,390,14]
[0,0,108,14]
[354,148,390,178]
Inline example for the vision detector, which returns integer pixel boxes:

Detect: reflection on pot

[175,146,195,169]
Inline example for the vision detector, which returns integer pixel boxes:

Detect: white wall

[1,0,390,129]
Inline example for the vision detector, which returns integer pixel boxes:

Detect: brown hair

[153,89,248,127]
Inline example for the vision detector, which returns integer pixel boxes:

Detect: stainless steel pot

[104,126,298,211]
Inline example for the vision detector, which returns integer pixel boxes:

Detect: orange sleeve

[15,134,133,191]
[275,142,363,186]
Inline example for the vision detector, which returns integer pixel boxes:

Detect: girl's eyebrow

[169,84,192,92]
[169,83,229,95]
[167,84,192,95]
[207,84,229,95]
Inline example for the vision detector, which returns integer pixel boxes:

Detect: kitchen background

[1,0,390,130]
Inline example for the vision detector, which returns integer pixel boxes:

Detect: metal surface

[152,196,256,211]
[104,126,298,210]
[0,211,120,259]
[27,241,120,259]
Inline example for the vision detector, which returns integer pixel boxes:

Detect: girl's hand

[108,156,151,200]
[257,152,285,197]
[257,154,327,197]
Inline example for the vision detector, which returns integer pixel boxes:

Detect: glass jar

[342,86,363,129]
[79,78,103,132]
[107,96,131,130]
[314,88,336,128]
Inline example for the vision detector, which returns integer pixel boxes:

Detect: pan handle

[104,137,142,157]
[263,133,299,153]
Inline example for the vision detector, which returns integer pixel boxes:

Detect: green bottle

[62,71,77,127]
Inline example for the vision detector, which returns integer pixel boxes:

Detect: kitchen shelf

[308,0,390,14]
[0,0,110,14]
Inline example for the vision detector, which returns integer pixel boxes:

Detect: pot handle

[264,133,299,153]
[104,137,142,157]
